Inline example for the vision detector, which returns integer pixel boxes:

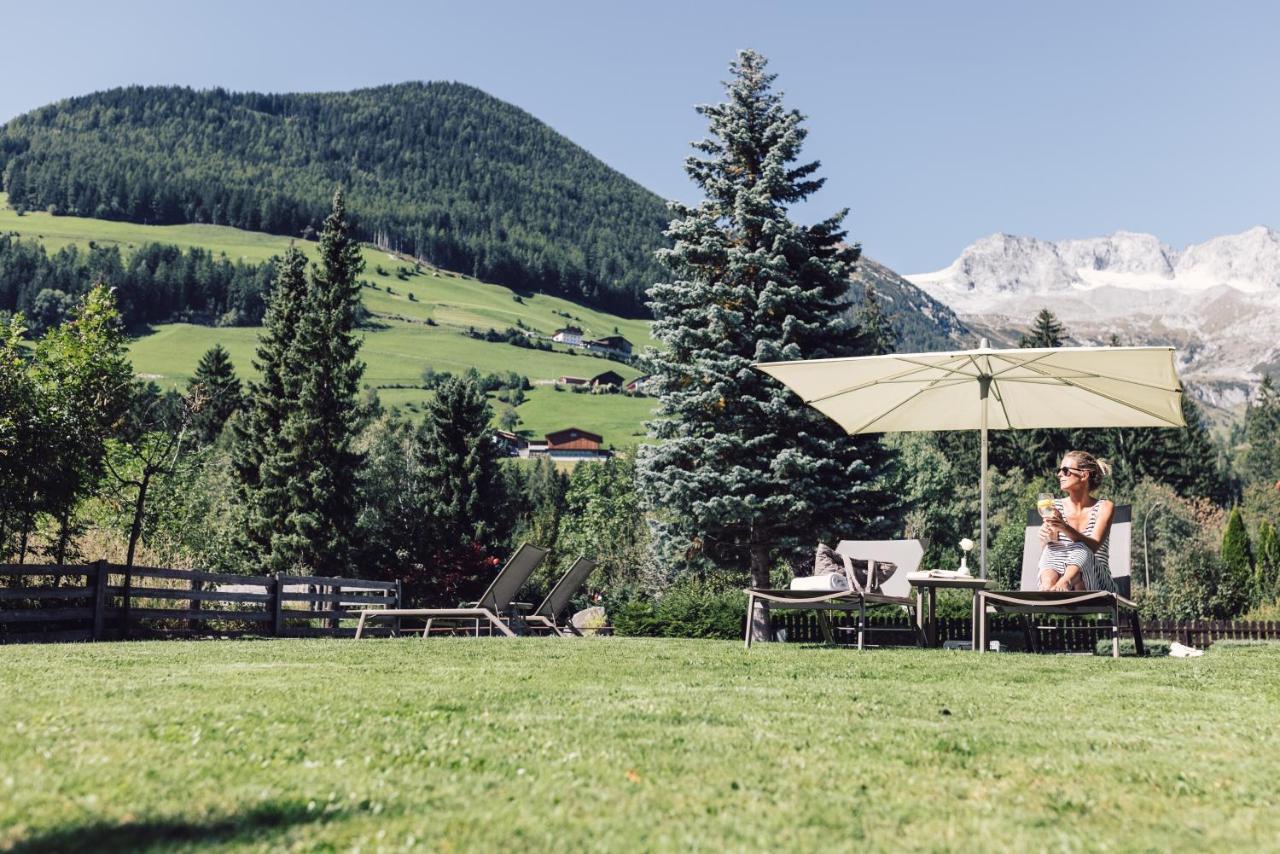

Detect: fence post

[270,574,284,638]
[91,560,108,641]
[121,564,133,641]
[394,579,403,638]
[328,583,340,636]
[189,576,202,636]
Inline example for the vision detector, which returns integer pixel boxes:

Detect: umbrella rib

[997,362,1183,393]
[989,377,1014,428]
[842,385,945,434]
[806,356,978,404]
[982,351,1059,378]
[1008,362,1184,425]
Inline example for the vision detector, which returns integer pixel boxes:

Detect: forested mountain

[847,257,972,351]
[0,83,670,315]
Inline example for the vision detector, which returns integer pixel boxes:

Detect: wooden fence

[770,612,1280,651]
[0,561,401,644]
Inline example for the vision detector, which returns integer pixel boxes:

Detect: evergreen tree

[1254,520,1280,604]
[1242,376,1280,486]
[1221,506,1254,608]
[188,344,243,444]
[856,283,896,356]
[638,51,893,638]
[271,189,367,575]
[232,246,309,565]
[415,376,511,553]
[1019,308,1066,348]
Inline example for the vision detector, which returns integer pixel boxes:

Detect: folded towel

[790,573,849,592]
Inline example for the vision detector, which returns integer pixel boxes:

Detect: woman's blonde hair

[1065,450,1111,491]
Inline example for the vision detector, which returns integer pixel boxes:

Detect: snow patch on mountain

[905,227,1280,410]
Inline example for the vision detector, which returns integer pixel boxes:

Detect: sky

[4,0,1279,274]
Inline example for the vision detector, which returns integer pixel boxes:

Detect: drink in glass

[1037,492,1061,549]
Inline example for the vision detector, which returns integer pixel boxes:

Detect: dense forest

[0,83,670,316]
[0,234,275,330]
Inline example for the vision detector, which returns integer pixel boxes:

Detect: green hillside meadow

[0,195,657,447]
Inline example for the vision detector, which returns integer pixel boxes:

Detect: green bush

[1094,638,1171,657]
[612,576,745,639]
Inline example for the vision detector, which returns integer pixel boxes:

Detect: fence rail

[0,561,401,644]
[770,612,1280,651]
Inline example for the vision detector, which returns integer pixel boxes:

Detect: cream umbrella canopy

[755,340,1186,578]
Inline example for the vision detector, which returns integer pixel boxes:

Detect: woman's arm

[1049,500,1114,552]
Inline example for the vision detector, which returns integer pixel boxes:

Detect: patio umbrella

[755,340,1185,577]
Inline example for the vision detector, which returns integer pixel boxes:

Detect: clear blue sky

[5,0,1278,273]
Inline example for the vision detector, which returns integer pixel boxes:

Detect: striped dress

[1037,498,1116,592]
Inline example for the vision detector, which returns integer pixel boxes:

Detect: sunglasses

[1056,466,1085,477]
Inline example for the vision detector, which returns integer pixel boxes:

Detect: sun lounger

[524,556,599,637]
[743,540,924,650]
[354,543,549,638]
[975,506,1143,657]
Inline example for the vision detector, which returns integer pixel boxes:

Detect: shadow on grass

[9,800,337,853]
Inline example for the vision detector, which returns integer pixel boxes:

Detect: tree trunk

[54,509,72,566]
[749,542,772,642]
[17,516,32,565]
[125,473,151,569]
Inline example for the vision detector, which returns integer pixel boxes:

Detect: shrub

[612,576,745,639]
[1094,638,1171,657]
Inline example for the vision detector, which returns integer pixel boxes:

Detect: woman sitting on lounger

[1038,451,1116,593]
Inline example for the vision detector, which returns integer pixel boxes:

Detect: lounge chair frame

[743,540,924,650]
[976,506,1144,657]
[524,556,598,637]
[354,543,549,639]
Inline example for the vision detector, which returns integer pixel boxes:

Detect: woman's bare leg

[1052,565,1085,591]
[1038,568,1060,591]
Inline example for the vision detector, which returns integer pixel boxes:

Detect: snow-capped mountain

[906,227,1280,412]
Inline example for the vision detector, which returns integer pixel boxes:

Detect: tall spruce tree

[415,376,511,553]
[188,344,242,444]
[271,189,366,575]
[638,50,893,637]
[232,246,309,565]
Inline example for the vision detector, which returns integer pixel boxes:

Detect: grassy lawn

[2,639,1278,851]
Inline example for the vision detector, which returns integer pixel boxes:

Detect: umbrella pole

[979,377,990,579]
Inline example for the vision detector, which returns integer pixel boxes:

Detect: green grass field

[2,194,657,446]
[2,639,1278,851]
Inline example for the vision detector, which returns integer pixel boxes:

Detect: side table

[906,573,992,650]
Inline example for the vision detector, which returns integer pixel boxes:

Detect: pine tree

[638,51,893,638]
[1019,308,1066,348]
[232,246,309,564]
[1221,506,1254,610]
[271,189,367,575]
[415,376,511,553]
[188,344,242,444]
[1253,521,1280,604]
[856,283,896,356]
[1242,376,1280,487]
